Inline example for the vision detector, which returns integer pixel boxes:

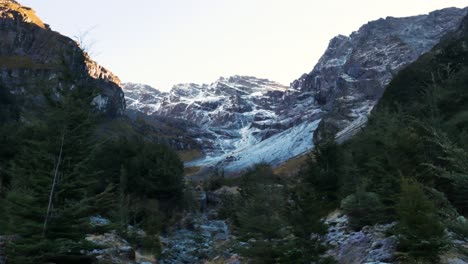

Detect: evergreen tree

[396,179,448,262]
[302,141,343,207]
[341,188,385,230]
[2,84,112,263]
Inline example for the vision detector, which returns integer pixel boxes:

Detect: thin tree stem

[43,131,65,238]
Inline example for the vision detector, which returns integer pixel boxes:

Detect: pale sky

[21,0,468,91]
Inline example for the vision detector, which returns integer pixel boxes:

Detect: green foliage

[0,83,19,122]
[0,79,187,262]
[0,84,114,263]
[285,19,468,262]
[94,137,184,203]
[341,190,385,230]
[222,164,329,263]
[217,192,241,221]
[234,165,287,241]
[203,171,228,191]
[93,136,185,236]
[302,141,343,205]
[237,186,287,240]
[429,131,468,215]
[0,85,20,196]
[396,179,448,262]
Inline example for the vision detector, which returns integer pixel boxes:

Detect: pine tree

[341,187,384,230]
[396,179,448,262]
[3,84,112,263]
[302,141,343,208]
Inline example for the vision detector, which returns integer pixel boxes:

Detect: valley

[0,1,468,263]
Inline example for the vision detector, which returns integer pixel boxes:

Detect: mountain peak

[211,75,288,95]
[125,7,468,173]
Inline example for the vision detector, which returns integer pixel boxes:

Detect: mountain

[288,7,468,143]
[311,12,468,263]
[0,0,125,117]
[0,2,190,263]
[0,0,204,160]
[123,76,294,172]
[124,82,165,115]
[125,7,468,174]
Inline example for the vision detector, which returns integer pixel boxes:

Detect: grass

[273,154,309,176]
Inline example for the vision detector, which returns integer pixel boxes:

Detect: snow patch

[188,120,322,173]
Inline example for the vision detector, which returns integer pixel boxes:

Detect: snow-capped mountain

[123,76,290,165]
[124,83,165,115]
[124,7,467,173]
[291,7,468,143]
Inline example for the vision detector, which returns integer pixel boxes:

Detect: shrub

[341,190,385,230]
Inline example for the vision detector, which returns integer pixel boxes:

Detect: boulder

[324,211,397,264]
[85,231,137,264]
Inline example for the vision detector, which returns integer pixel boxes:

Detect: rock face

[159,214,231,264]
[289,7,468,143]
[124,76,299,173]
[85,232,136,264]
[158,187,238,264]
[124,83,165,115]
[324,212,397,264]
[125,8,467,173]
[0,0,125,117]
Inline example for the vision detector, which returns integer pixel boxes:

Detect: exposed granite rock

[324,212,468,264]
[285,7,468,144]
[123,76,287,151]
[125,8,468,173]
[159,213,232,264]
[324,211,397,264]
[159,187,237,264]
[85,230,157,264]
[0,0,125,117]
[123,76,291,173]
[86,231,136,264]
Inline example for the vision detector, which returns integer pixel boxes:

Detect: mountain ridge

[126,7,468,174]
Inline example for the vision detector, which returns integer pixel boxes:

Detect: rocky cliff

[123,76,294,171]
[288,7,468,143]
[0,0,125,117]
[126,7,467,173]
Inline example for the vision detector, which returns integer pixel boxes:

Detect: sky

[21,0,468,91]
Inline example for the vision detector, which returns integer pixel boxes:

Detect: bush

[341,190,385,230]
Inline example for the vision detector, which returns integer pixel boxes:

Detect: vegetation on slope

[297,15,468,263]
[214,15,468,264]
[0,68,189,263]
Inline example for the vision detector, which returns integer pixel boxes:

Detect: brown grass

[184,166,202,176]
[177,149,203,162]
[1,2,46,29]
[273,154,310,177]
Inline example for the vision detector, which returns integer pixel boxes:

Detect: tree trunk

[43,132,65,238]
